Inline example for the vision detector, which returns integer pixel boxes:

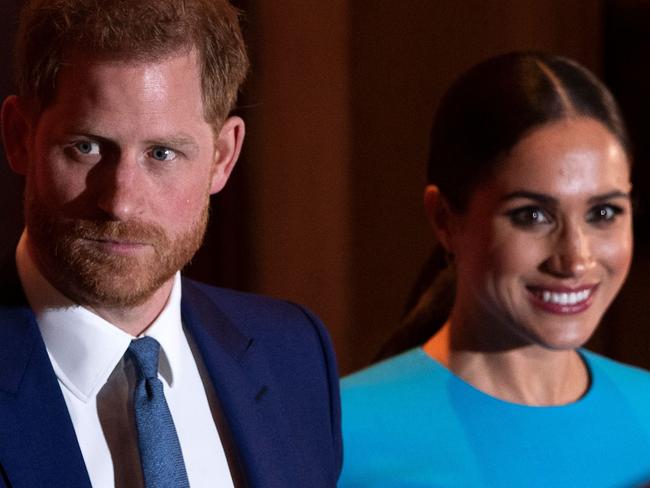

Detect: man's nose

[96,155,145,220]
[542,222,595,278]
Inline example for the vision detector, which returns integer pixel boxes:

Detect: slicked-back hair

[15,0,249,128]
[428,51,630,212]
[377,52,631,361]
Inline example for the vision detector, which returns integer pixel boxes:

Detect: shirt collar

[16,230,185,403]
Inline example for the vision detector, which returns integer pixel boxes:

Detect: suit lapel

[181,280,296,487]
[0,267,91,488]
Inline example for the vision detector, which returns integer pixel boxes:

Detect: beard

[24,183,209,308]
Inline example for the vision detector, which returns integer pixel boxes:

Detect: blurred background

[1,0,650,375]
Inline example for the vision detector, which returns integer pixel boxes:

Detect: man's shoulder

[182,277,302,313]
[180,276,331,345]
[181,277,343,482]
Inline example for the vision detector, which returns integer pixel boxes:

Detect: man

[0,1,342,487]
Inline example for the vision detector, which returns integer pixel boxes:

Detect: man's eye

[149,147,177,162]
[586,204,623,223]
[506,206,552,227]
[74,141,100,155]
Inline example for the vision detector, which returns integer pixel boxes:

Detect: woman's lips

[526,284,599,314]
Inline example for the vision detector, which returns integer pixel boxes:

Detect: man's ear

[209,115,245,194]
[1,95,34,176]
[424,185,457,253]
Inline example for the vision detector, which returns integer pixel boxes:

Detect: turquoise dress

[340,348,650,487]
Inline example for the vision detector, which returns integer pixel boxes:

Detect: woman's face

[442,117,632,351]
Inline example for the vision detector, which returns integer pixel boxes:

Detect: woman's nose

[542,222,595,278]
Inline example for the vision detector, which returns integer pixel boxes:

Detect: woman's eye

[149,147,177,162]
[73,141,100,155]
[507,206,552,227]
[586,204,623,223]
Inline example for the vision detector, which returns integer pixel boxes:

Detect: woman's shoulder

[341,347,455,421]
[342,347,444,391]
[581,349,650,406]
[582,349,650,384]
[340,348,475,486]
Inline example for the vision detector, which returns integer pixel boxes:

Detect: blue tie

[127,337,190,488]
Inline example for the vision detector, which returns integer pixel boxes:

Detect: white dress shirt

[16,232,235,488]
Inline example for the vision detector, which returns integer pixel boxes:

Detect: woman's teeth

[540,289,591,305]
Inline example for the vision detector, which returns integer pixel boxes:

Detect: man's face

[20,50,237,307]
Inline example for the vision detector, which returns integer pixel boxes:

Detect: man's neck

[81,280,175,336]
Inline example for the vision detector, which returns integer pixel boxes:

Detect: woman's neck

[424,321,590,406]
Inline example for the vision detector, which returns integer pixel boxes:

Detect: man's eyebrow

[145,135,200,152]
[63,129,111,143]
[61,128,200,149]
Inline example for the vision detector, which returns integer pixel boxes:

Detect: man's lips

[526,284,599,314]
[83,237,151,254]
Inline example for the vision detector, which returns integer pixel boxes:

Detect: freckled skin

[451,117,632,351]
[31,54,215,225]
[2,50,244,333]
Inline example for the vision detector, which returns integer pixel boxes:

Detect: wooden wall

[6,1,649,375]
[245,0,604,373]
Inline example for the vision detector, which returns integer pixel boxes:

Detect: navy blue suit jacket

[0,270,342,487]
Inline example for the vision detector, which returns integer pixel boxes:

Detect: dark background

[1,0,649,375]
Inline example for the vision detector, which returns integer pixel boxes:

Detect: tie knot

[128,337,161,379]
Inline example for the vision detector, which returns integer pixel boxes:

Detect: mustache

[62,219,168,244]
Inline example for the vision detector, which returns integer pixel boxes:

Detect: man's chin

[60,265,176,308]
[73,286,168,309]
[24,193,210,309]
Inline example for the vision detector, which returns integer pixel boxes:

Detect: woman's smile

[445,116,632,351]
[526,284,598,314]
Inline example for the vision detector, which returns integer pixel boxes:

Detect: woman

[340,52,650,487]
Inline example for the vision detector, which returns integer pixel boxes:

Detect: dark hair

[15,0,249,128]
[377,51,630,361]
[430,51,629,211]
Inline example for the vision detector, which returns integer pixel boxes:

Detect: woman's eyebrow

[587,191,631,204]
[499,190,556,205]
[500,190,632,205]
